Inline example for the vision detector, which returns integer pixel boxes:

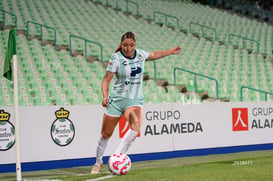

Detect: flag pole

[3,28,22,181]
[13,54,22,181]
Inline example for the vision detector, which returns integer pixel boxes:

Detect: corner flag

[3,29,22,181]
[3,29,17,81]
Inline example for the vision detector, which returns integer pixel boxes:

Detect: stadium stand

[0,0,272,106]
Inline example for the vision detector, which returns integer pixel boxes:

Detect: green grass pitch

[1,150,273,181]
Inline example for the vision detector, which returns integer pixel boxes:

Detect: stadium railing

[69,34,103,62]
[153,11,179,29]
[240,86,273,102]
[173,67,219,99]
[189,21,217,41]
[228,34,259,53]
[150,60,157,82]
[0,9,17,29]
[111,0,139,16]
[1,2,272,104]
[27,21,57,50]
[126,0,139,16]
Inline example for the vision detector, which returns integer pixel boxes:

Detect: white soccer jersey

[106,49,149,99]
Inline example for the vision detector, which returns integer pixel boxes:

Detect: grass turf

[1,150,273,181]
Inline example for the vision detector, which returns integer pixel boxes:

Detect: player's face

[120,38,136,58]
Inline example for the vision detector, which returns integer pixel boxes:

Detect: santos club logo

[0,110,15,151]
[51,107,75,146]
[232,108,248,131]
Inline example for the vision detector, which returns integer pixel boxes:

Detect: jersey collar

[120,50,136,60]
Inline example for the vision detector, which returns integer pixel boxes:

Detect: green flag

[3,29,17,81]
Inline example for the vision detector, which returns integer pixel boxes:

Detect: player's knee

[101,131,113,139]
[130,124,140,133]
[128,111,141,132]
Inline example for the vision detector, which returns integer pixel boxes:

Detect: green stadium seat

[2,87,13,105]
[179,93,188,104]
[188,92,201,104]
[1,0,272,105]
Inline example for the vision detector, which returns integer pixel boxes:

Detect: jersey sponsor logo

[130,67,142,76]
[122,60,138,66]
[122,61,128,66]
[124,81,141,85]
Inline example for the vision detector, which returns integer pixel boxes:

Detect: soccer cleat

[91,162,103,174]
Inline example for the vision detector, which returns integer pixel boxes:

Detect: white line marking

[86,174,116,181]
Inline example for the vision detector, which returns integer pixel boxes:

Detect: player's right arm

[146,46,182,61]
[101,71,115,107]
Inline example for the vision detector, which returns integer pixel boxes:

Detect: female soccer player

[91,32,181,174]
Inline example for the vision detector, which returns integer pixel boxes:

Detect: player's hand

[102,97,109,107]
[172,46,182,55]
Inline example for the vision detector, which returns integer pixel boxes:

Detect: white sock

[96,136,109,164]
[115,129,138,154]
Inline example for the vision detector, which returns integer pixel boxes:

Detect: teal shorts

[105,96,143,117]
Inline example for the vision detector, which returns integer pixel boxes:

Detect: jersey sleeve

[138,49,150,61]
[106,54,118,72]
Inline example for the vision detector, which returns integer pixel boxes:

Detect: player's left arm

[146,46,182,61]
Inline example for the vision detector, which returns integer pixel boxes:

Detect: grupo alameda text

[144,110,203,136]
[251,107,273,129]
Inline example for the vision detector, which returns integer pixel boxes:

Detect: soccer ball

[108,153,131,175]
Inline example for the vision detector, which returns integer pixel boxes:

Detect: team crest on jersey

[138,54,145,61]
